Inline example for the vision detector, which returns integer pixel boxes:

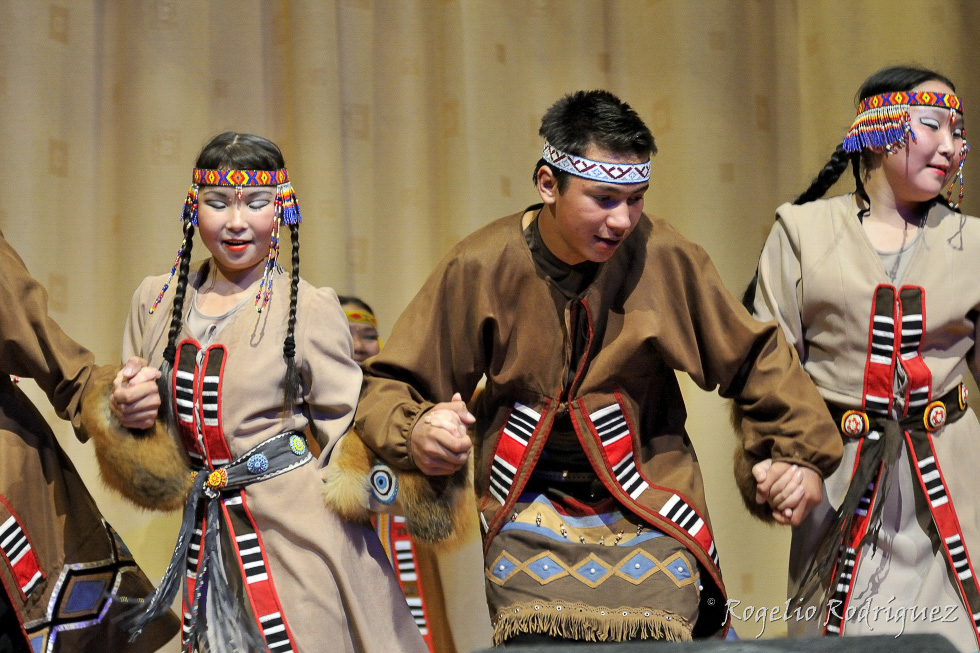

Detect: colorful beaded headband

[542,141,650,184]
[842,92,964,153]
[345,309,378,328]
[150,167,303,314]
[842,91,969,208]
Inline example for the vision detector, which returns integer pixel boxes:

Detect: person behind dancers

[353,89,842,646]
[746,65,979,651]
[95,132,427,652]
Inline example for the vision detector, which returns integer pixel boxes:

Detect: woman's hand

[410,392,475,475]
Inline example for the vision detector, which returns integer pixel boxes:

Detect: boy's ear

[536,165,559,205]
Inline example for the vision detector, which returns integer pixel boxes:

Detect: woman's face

[196,185,277,282]
[342,304,381,362]
[880,80,966,206]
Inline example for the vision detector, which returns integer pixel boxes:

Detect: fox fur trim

[323,431,477,552]
[80,364,192,511]
[730,401,776,524]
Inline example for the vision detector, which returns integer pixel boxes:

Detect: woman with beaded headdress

[86,132,427,652]
[743,66,980,651]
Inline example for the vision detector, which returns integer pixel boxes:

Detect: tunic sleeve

[298,286,362,464]
[650,231,841,481]
[0,232,95,433]
[356,252,487,471]
[121,277,154,361]
[753,209,806,360]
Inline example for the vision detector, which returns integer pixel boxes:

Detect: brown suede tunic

[0,232,177,651]
[357,209,843,638]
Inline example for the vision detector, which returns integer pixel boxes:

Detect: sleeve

[299,286,363,464]
[355,252,487,471]
[0,232,95,432]
[752,209,806,360]
[650,232,841,483]
[121,277,153,362]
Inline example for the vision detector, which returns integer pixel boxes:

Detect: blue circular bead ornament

[289,434,307,455]
[247,454,269,474]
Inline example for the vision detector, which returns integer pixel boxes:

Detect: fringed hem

[491,600,693,646]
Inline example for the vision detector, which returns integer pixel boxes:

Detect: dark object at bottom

[482,633,957,652]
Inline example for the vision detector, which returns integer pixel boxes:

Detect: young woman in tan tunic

[96,133,426,653]
[747,66,980,652]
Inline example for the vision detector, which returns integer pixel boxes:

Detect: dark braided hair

[743,65,958,312]
[159,132,301,411]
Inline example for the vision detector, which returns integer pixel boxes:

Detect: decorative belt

[121,432,312,645]
[827,382,969,439]
[530,469,597,483]
[799,383,980,644]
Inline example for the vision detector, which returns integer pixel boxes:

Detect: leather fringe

[79,364,192,511]
[492,600,692,646]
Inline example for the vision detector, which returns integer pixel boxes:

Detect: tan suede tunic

[125,263,427,653]
[754,194,980,652]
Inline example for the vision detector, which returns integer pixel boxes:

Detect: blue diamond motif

[666,557,692,582]
[525,556,565,581]
[574,558,611,581]
[30,635,45,653]
[619,553,656,580]
[64,578,108,613]
[247,453,269,474]
[492,557,519,581]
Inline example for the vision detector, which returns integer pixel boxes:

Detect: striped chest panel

[171,339,233,468]
[377,515,434,643]
[896,287,932,412]
[863,286,897,415]
[658,495,718,568]
[487,403,542,506]
[0,495,43,600]
[861,286,932,417]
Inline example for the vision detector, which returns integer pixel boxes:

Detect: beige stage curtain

[2,1,978,650]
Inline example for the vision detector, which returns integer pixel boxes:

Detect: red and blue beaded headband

[151,168,303,314]
[542,141,650,184]
[842,91,969,208]
[842,92,964,153]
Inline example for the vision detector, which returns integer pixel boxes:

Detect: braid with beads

[157,218,195,430]
[793,145,853,206]
[282,222,301,412]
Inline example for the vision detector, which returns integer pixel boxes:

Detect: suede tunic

[125,263,427,653]
[358,208,843,639]
[754,194,980,652]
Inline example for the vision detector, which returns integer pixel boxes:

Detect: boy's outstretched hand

[752,459,823,526]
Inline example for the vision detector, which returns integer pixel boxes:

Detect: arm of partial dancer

[110,356,162,430]
[356,251,485,475]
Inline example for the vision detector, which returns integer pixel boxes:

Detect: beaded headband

[344,309,378,328]
[842,91,969,208]
[151,167,303,314]
[542,142,650,184]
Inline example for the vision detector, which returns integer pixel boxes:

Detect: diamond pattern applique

[571,554,612,588]
[487,552,522,584]
[523,552,569,584]
[616,552,658,583]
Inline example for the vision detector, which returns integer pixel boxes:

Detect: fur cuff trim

[80,364,192,511]
[324,431,477,551]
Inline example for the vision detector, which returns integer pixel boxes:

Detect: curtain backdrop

[3,1,977,649]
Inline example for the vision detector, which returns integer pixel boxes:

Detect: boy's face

[537,144,649,265]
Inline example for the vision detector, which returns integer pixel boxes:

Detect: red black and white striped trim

[658,494,719,567]
[488,403,540,505]
[917,455,949,508]
[0,514,43,599]
[589,404,648,500]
